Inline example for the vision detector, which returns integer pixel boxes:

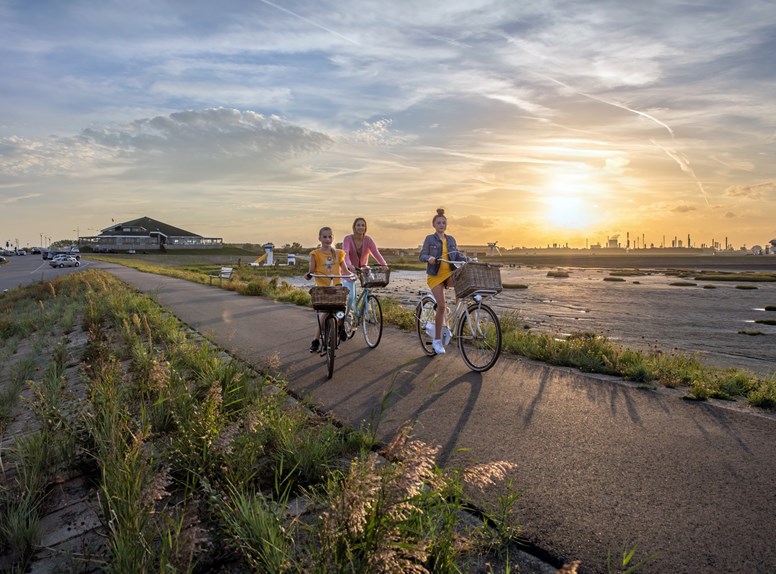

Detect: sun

[541,171,600,230]
[544,196,593,229]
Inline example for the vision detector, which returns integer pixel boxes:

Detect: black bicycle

[308,273,354,379]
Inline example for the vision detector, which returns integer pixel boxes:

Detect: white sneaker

[432,339,446,355]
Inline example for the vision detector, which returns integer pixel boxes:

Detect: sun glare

[545,196,593,229]
[542,171,600,230]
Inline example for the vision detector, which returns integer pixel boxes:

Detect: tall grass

[6,270,524,571]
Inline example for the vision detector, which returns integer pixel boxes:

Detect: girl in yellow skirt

[419,208,468,354]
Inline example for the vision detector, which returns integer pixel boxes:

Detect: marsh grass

[0,356,37,431]
[1,269,528,571]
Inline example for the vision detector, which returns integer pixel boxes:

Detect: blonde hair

[432,208,446,225]
[318,226,339,257]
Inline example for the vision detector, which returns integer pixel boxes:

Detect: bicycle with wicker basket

[342,266,391,348]
[307,273,354,379]
[415,259,503,372]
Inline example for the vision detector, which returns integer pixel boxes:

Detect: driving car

[49,255,80,268]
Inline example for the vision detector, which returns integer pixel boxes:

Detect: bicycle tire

[325,314,338,379]
[457,302,501,372]
[362,294,383,348]
[415,296,437,356]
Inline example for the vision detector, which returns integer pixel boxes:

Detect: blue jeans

[343,279,357,315]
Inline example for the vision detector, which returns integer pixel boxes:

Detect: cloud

[0,192,41,205]
[724,181,775,200]
[348,119,412,146]
[455,214,495,229]
[0,109,334,182]
[724,212,737,218]
[672,204,697,213]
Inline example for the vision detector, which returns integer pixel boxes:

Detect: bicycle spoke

[416,296,437,356]
[362,294,383,348]
[458,303,501,372]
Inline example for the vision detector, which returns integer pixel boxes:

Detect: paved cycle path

[95,261,776,574]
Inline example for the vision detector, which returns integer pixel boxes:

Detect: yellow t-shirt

[427,237,453,289]
[310,248,346,286]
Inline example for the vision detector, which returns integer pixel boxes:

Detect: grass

[0,270,526,572]
[669,281,697,287]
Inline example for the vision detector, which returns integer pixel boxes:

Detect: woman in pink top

[342,217,387,317]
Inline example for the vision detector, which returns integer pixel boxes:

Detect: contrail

[539,74,711,203]
[542,75,674,137]
[258,0,361,45]
[652,139,709,205]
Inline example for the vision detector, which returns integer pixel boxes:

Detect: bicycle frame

[344,266,387,348]
[420,288,497,339]
[415,258,502,372]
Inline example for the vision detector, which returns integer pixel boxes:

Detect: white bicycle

[415,259,503,372]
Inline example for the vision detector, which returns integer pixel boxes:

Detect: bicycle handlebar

[436,258,502,268]
[305,272,356,283]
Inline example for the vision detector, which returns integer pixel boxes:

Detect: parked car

[50,250,80,261]
[0,255,7,264]
[49,255,80,268]
[16,249,26,256]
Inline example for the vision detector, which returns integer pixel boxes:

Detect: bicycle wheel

[362,294,383,348]
[325,314,338,379]
[457,302,501,372]
[415,296,437,356]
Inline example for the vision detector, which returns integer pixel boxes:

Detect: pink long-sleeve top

[342,234,386,268]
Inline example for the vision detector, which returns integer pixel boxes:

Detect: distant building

[78,216,222,252]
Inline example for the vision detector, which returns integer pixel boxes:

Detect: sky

[1,0,775,251]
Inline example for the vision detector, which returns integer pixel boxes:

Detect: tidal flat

[365,265,776,377]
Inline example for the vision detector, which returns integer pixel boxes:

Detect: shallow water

[294,267,776,376]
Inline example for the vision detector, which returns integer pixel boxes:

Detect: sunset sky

[1,0,775,250]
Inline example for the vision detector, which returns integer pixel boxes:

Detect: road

[4,257,776,573]
[0,253,90,291]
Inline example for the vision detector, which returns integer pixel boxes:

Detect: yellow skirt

[427,260,452,289]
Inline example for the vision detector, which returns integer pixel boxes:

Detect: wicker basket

[309,286,349,311]
[357,267,391,288]
[452,262,502,298]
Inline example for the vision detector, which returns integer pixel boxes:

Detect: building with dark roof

[78,216,222,252]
